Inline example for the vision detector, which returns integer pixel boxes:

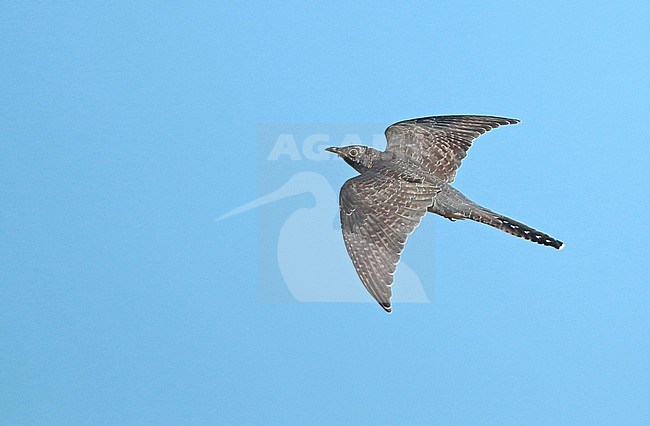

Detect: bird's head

[325,145,380,173]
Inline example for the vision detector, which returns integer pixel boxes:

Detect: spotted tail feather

[472,209,564,250]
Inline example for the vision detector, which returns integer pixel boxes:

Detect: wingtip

[558,242,566,251]
[382,304,392,314]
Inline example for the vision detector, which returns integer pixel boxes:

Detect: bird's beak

[325,147,340,155]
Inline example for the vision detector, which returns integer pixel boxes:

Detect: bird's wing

[339,172,438,312]
[384,115,519,182]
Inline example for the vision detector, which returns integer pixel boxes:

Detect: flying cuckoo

[326,115,563,313]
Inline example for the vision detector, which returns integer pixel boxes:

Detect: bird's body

[326,115,563,313]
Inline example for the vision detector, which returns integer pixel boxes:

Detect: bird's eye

[348,148,359,157]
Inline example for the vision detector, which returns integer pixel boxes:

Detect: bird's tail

[469,208,564,250]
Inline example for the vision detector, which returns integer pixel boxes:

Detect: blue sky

[1,2,649,424]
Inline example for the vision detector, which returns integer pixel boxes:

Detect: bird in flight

[326,115,563,313]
